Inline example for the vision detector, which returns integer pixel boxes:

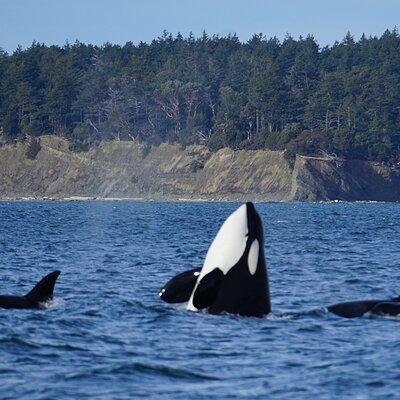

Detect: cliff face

[291,155,400,201]
[0,136,399,201]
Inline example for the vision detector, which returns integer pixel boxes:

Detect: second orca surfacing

[160,202,270,317]
[327,297,400,318]
[0,271,61,310]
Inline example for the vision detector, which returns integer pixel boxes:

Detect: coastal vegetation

[0,30,399,162]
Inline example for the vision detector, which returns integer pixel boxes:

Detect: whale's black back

[328,297,400,318]
[0,295,33,309]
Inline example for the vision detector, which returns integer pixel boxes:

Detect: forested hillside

[0,30,399,161]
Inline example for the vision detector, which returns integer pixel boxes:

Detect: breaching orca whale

[327,297,400,318]
[160,202,270,317]
[0,271,61,309]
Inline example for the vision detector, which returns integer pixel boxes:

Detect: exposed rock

[0,136,399,201]
[291,155,400,201]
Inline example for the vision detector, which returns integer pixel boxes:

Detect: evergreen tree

[0,30,399,162]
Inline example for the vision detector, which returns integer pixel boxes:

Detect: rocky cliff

[0,136,399,201]
[291,155,400,201]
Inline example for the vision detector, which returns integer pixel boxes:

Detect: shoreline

[0,196,396,204]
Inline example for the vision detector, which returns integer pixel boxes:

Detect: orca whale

[160,202,270,317]
[159,202,400,319]
[327,297,400,318]
[0,271,61,309]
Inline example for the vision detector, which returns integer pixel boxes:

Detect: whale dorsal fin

[25,271,61,304]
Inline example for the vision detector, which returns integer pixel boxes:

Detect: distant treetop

[0,30,399,161]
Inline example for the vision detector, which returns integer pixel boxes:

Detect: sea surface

[0,201,399,399]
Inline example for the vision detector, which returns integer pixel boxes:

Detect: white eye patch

[247,239,259,275]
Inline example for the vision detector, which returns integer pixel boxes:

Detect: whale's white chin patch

[187,204,249,311]
[247,239,259,275]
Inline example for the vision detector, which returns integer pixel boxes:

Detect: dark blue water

[0,201,400,399]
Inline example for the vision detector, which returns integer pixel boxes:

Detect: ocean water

[0,201,399,399]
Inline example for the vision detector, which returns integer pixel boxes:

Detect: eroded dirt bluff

[0,136,399,201]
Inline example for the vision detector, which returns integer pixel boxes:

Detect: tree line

[0,30,399,161]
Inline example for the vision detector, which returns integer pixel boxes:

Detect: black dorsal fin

[25,271,61,304]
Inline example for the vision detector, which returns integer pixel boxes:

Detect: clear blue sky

[1,0,398,53]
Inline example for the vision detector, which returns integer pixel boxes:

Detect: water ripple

[0,201,400,399]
